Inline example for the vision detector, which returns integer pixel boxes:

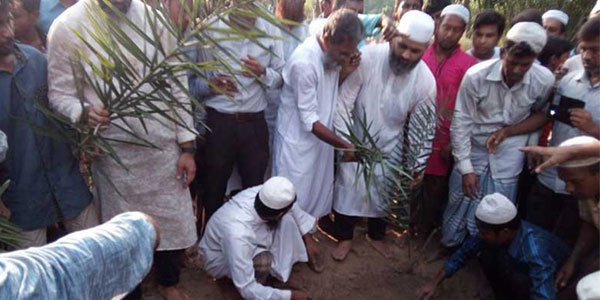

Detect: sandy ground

[142,223,493,300]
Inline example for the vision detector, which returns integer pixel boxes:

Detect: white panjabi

[592,0,600,17]
[542,9,569,26]
[440,4,470,25]
[558,136,600,168]
[505,22,548,54]
[259,177,296,209]
[576,271,600,300]
[396,10,435,44]
[475,193,518,225]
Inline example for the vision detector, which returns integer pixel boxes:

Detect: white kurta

[272,35,340,218]
[47,0,197,250]
[333,43,436,218]
[199,185,316,300]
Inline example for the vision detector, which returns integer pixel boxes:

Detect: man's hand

[380,15,397,41]
[341,144,359,162]
[570,108,599,136]
[417,282,438,300]
[209,75,238,97]
[486,128,509,154]
[409,172,424,190]
[291,290,309,300]
[88,105,110,128]
[176,152,196,188]
[241,55,266,78]
[555,259,576,290]
[339,51,361,84]
[462,173,479,199]
[527,152,544,172]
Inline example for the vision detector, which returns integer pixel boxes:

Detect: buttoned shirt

[451,59,554,179]
[537,70,600,194]
[467,46,501,63]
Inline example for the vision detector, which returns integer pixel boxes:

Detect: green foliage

[0,181,23,251]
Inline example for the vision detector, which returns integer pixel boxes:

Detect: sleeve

[444,236,483,278]
[224,235,292,300]
[289,203,317,235]
[451,74,477,175]
[358,14,382,37]
[407,84,437,172]
[260,27,285,90]
[334,66,363,135]
[524,236,558,300]
[0,130,6,162]
[289,62,320,132]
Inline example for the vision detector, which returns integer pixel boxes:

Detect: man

[37,0,76,35]
[0,1,96,249]
[200,1,285,221]
[542,9,568,38]
[393,0,422,23]
[417,4,476,235]
[526,17,600,244]
[47,0,197,299]
[467,9,506,63]
[442,22,554,247]
[200,177,321,300]
[319,0,332,18]
[423,0,450,30]
[538,36,573,73]
[509,8,543,27]
[325,10,436,261]
[12,0,46,52]
[272,9,362,218]
[419,193,571,300]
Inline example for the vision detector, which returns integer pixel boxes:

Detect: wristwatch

[181,146,197,154]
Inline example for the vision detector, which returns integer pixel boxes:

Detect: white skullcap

[259,177,296,210]
[440,4,470,25]
[506,22,547,54]
[397,10,435,44]
[542,10,569,26]
[592,0,600,17]
[558,136,600,168]
[0,130,6,163]
[576,271,600,300]
[475,193,517,225]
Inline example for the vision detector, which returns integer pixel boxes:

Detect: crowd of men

[0,0,599,299]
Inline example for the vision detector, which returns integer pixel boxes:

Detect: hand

[570,108,598,135]
[462,173,479,199]
[342,144,359,162]
[409,172,424,190]
[209,75,238,97]
[340,51,361,83]
[291,290,309,300]
[380,15,397,41]
[417,282,438,300]
[527,152,544,172]
[519,145,578,173]
[88,105,110,128]
[486,128,508,154]
[555,259,576,290]
[176,152,196,188]
[241,55,266,78]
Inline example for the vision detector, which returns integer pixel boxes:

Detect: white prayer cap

[576,271,600,300]
[396,10,435,44]
[475,193,517,225]
[506,22,547,54]
[440,4,470,25]
[259,177,296,210]
[542,10,569,26]
[592,0,600,17]
[558,136,600,168]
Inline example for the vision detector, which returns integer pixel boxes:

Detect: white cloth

[505,22,547,54]
[440,4,470,25]
[592,0,600,17]
[451,59,554,179]
[474,192,517,224]
[563,54,584,74]
[272,35,341,218]
[396,10,434,44]
[199,185,316,300]
[559,136,600,167]
[467,46,501,63]
[333,43,436,217]
[203,17,285,114]
[542,10,569,25]
[308,17,327,37]
[47,0,197,250]
[577,271,600,300]
[260,177,296,209]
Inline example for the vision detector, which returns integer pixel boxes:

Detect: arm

[451,76,477,176]
[519,140,600,173]
[261,33,285,90]
[556,221,599,289]
[486,111,549,154]
[570,108,600,139]
[524,236,561,300]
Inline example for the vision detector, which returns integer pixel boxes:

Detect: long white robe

[47,0,197,250]
[272,35,341,218]
[333,43,436,218]
[199,185,316,300]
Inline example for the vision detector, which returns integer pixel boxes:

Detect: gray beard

[389,50,419,76]
[323,52,339,70]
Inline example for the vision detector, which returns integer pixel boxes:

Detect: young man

[393,0,422,23]
[417,4,476,235]
[467,9,506,63]
[418,193,571,300]
[325,10,436,260]
[442,22,555,247]
[12,0,46,52]
[542,9,568,38]
[0,0,96,249]
[272,9,362,218]
[422,0,450,30]
[538,36,573,73]
[200,177,321,300]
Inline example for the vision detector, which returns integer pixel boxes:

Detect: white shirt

[562,54,584,74]
[467,46,501,63]
[203,18,285,113]
[538,70,600,194]
[451,59,554,179]
[199,186,315,300]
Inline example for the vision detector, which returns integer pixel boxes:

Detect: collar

[574,69,600,89]
[485,59,531,86]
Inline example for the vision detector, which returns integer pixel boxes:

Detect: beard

[583,61,600,77]
[389,50,419,75]
[0,38,14,56]
[323,51,339,70]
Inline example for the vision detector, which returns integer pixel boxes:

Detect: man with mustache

[442,22,555,248]
[323,10,436,261]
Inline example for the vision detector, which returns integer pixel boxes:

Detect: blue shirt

[37,0,69,35]
[0,44,91,230]
[444,221,571,300]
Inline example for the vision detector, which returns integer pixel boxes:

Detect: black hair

[254,193,295,219]
[509,8,543,27]
[332,0,363,10]
[322,8,364,45]
[578,16,600,42]
[538,36,573,67]
[473,9,506,36]
[475,215,521,232]
[16,0,39,12]
[423,0,450,15]
[502,39,537,58]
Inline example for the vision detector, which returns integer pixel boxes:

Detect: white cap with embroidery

[396,10,435,44]
[558,136,600,168]
[475,193,517,225]
[542,9,569,25]
[506,22,547,54]
[440,4,470,25]
[259,176,296,210]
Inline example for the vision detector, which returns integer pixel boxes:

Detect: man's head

[436,4,469,51]
[509,8,543,28]
[475,193,520,246]
[320,0,332,17]
[0,0,14,56]
[471,9,505,59]
[320,8,363,69]
[394,0,422,23]
[11,0,39,39]
[501,22,546,85]
[389,10,433,75]
[423,0,450,30]
[578,16,600,77]
[276,0,306,23]
[254,177,297,225]
[542,10,568,37]
[98,0,132,14]
[332,0,363,14]
[557,136,600,199]
[538,36,572,72]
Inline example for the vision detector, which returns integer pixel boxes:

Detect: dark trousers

[525,179,580,244]
[123,249,184,300]
[323,211,387,241]
[201,108,269,221]
[412,174,449,234]
[479,247,531,300]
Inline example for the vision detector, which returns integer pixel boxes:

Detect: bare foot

[331,240,352,261]
[158,285,191,300]
[365,234,392,259]
[304,235,324,273]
